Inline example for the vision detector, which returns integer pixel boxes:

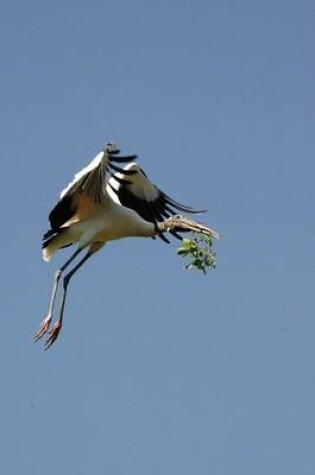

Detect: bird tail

[42,228,73,262]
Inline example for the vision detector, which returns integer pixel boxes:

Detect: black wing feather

[48,194,75,231]
[114,170,204,244]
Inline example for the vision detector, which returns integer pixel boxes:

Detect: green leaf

[176,233,217,274]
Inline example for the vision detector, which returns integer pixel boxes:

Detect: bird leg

[33,271,60,341]
[34,248,84,343]
[157,215,220,240]
[44,250,94,350]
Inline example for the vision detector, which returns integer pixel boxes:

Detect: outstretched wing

[107,162,206,243]
[44,144,137,238]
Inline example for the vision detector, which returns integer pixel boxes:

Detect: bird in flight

[34,143,219,349]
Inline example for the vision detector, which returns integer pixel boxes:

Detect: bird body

[35,142,219,349]
[43,196,156,261]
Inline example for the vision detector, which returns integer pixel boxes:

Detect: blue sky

[1,0,314,473]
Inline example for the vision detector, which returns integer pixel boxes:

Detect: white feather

[107,162,160,203]
[60,150,108,199]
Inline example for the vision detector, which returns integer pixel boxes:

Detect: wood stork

[34,143,219,349]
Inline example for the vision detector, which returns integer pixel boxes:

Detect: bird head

[105,142,120,154]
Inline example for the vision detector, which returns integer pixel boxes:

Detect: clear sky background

[1,0,314,474]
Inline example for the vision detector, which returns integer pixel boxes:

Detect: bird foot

[44,322,62,350]
[159,215,220,239]
[34,315,52,342]
[160,215,182,232]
